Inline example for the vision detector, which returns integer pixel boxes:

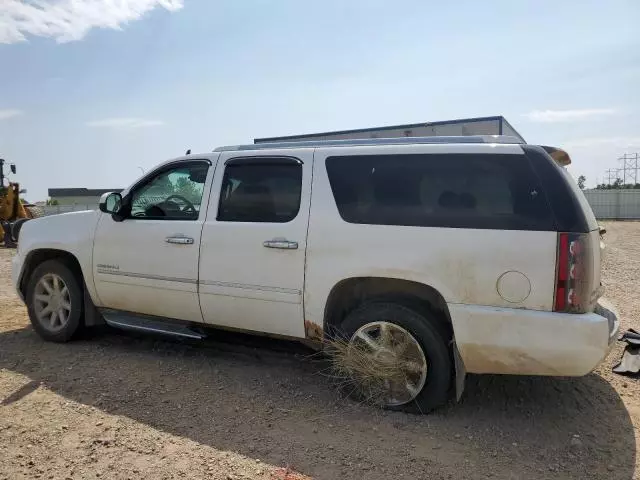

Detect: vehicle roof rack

[213,135,524,152]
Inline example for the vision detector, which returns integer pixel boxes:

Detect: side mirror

[10,164,16,174]
[99,192,122,215]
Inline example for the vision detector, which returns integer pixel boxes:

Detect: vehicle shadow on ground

[0,326,635,480]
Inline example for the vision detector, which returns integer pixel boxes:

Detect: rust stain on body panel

[304,319,324,341]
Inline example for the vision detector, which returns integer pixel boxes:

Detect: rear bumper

[594,297,620,346]
[450,299,620,376]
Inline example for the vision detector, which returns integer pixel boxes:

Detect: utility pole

[618,154,628,185]
[606,153,640,187]
[617,153,640,185]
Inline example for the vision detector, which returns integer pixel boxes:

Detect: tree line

[594,180,640,190]
[576,175,640,190]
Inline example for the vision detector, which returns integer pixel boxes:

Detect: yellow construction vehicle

[0,157,43,248]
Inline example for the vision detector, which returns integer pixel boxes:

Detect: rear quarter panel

[304,144,558,335]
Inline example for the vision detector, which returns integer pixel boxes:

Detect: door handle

[166,236,194,245]
[263,238,298,250]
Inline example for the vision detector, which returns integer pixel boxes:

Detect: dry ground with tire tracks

[1,221,639,480]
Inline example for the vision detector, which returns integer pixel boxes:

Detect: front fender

[17,210,101,301]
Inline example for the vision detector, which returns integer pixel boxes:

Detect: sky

[0,0,639,201]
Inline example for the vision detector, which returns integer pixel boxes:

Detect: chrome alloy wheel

[33,273,72,332]
[349,321,428,406]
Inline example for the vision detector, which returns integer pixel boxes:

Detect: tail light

[554,233,594,313]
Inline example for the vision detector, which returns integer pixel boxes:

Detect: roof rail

[213,135,524,152]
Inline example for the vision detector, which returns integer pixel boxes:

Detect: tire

[26,260,83,343]
[336,302,452,413]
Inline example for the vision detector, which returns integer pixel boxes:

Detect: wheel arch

[323,276,453,339]
[322,276,467,401]
[19,249,84,299]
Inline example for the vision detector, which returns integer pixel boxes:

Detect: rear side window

[217,160,302,223]
[325,153,555,230]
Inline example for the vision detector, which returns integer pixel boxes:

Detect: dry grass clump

[325,336,408,407]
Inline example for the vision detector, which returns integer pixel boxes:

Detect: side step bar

[101,310,206,340]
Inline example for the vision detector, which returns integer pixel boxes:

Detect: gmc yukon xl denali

[12,135,619,412]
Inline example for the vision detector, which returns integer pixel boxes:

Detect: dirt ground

[1,222,639,480]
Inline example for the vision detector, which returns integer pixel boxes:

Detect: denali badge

[97,264,120,270]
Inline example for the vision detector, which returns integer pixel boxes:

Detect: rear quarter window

[325,153,556,231]
[522,145,593,233]
[561,168,598,231]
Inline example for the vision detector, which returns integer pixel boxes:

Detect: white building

[255,115,525,144]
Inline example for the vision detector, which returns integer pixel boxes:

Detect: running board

[101,310,206,340]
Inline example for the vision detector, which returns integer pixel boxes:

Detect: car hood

[19,210,101,253]
[26,209,100,228]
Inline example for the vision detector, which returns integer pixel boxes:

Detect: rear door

[198,148,313,337]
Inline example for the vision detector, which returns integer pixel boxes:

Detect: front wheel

[335,302,452,413]
[26,260,83,343]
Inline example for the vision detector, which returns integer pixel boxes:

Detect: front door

[198,149,313,338]
[92,157,216,321]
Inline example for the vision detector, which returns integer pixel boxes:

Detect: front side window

[217,159,302,223]
[326,154,555,231]
[129,162,209,220]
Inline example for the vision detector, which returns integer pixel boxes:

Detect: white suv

[12,135,619,412]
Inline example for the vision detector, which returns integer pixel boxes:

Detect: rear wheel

[26,260,83,343]
[335,302,452,413]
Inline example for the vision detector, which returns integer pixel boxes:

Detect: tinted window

[326,154,555,230]
[523,145,591,233]
[130,162,209,220]
[217,162,302,223]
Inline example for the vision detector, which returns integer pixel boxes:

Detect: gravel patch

[0,222,638,479]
